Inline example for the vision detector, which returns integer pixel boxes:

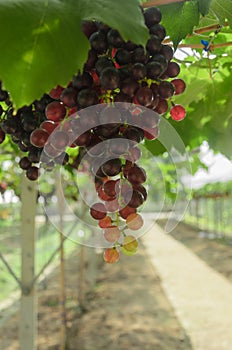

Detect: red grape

[170,104,186,121]
[171,79,186,95]
[127,166,146,185]
[126,213,144,230]
[90,202,107,220]
[45,101,66,121]
[30,128,49,148]
[103,248,120,263]
[103,226,121,243]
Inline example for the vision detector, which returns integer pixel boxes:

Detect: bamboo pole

[56,172,67,350]
[19,175,37,350]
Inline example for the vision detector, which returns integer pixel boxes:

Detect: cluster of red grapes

[0,6,186,263]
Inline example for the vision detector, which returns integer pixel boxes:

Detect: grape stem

[142,0,186,8]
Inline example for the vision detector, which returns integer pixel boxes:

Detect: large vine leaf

[198,0,212,16]
[0,0,148,109]
[210,0,232,27]
[159,0,200,49]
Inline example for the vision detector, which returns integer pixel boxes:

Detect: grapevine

[0,6,186,263]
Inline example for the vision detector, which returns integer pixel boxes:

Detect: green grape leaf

[79,0,148,46]
[160,0,200,49]
[210,0,232,27]
[0,0,148,109]
[199,0,212,16]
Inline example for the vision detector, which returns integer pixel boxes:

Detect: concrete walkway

[143,223,232,350]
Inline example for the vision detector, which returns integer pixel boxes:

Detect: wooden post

[56,172,67,350]
[19,175,37,350]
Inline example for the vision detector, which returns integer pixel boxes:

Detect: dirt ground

[1,220,232,350]
[1,240,192,350]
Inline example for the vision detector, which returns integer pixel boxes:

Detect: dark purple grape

[121,78,139,97]
[82,20,98,38]
[122,126,144,143]
[93,125,119,139]
[114,92,132,104]
[165,61,180,78]
[74,130,92,147]
[133,184,147,201]
[34,94,54,112]
[126,189,144,208]
[72,72,94,90]
[160,45,174,61]
[123,41,138,51]
[118,67,132,81]
[100,67,120,90]
[1,118,19,134]
[155,98,168,115]
[107,29,124,48]
[28,148,42,163]
[135,86,153,106]
[77,88,98,108]
[144,7,162,28]
[19,157,32,170]
[132,63,146,80]
[150,54,168,70]
[101,158,122,176]
[146,35,162,54]
[131,47,148,64]
[60,87,77,107]
[146,61,163,79]
[26,166,39,181]
[95,57,114,75]
[127,166,146,185]
[97,22,110,33]
[18,142,29,152]
[158,81,175,99]
[115,49,131,65]
[89,31,108,54]
[149,24,166,40]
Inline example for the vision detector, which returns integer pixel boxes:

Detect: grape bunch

[0,6,187,263]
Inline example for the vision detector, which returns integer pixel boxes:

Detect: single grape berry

[26,166,39,181]
[90,203,107,220]
[170,104,186,121]
[103,226,121,243]
[89,31,108,54]
[158,81,175,99]
[171,79,186,95]
[19,157,32,170]
[103,248,120,264]
[100,67,120,90]
[45,101,66,122]
[144,7,162,28]
[30,129,49,148]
